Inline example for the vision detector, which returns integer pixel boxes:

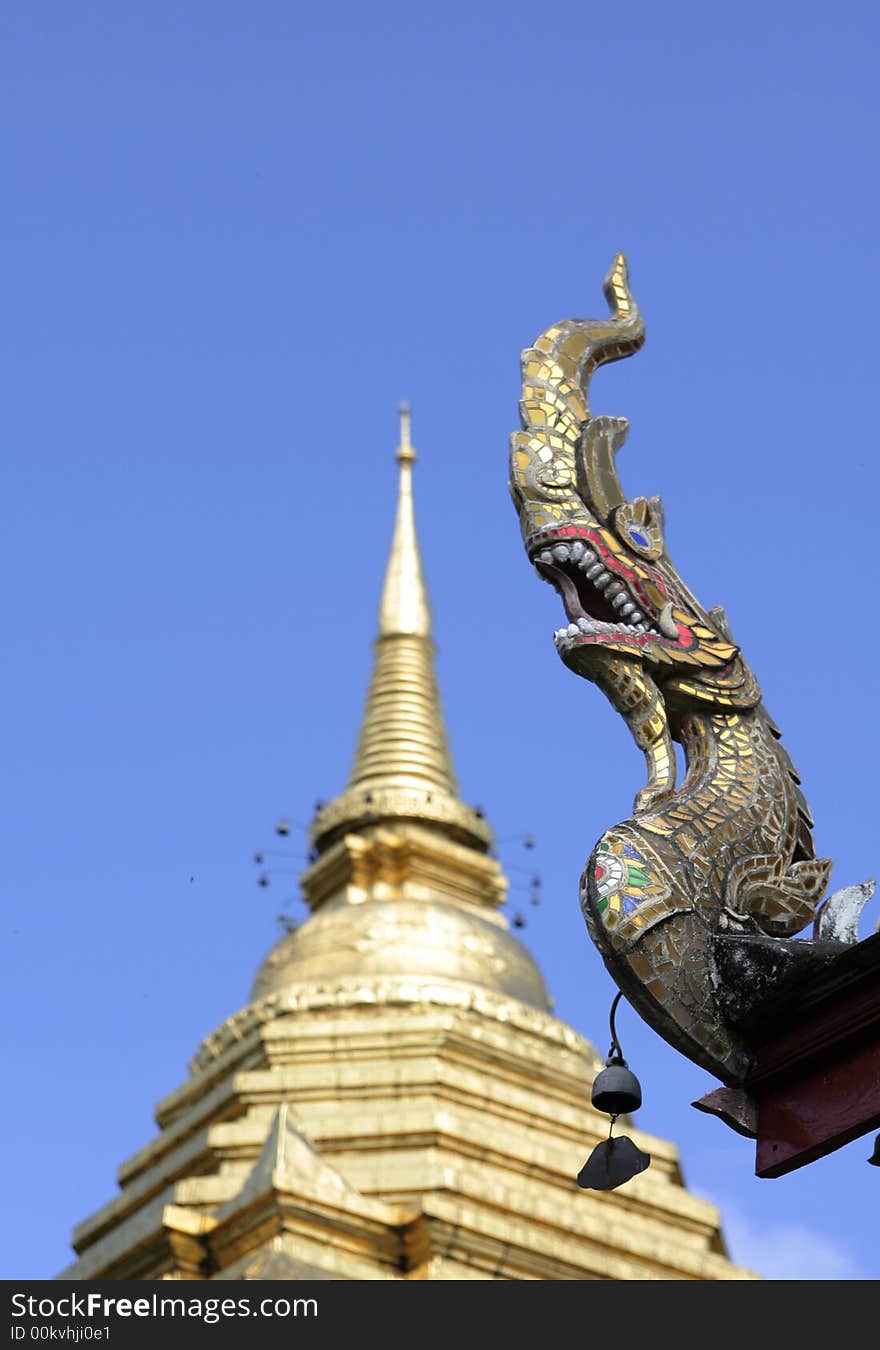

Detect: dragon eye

[612,499,665,560]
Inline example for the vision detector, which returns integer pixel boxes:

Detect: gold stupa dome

[251,893,552,1010]
[60,403,754,1286]
[251,406,551,1019]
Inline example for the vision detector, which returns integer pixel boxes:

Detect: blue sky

[2,2,879,1281]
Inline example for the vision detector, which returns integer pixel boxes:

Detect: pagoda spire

[377,403,431,639]
[309,405,491,854]
[349,403,455,794]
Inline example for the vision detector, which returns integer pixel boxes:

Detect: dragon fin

[726,853,832,938]
[576,415,629,522]
[708,604,734,643]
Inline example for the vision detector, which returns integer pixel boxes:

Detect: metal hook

[608,990,625,1062]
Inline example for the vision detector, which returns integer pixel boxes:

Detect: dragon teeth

[538,550,553,565]
[569,540,585,561]
[553,611,655,645]
[552,544,571,562]
[611,593,628,609]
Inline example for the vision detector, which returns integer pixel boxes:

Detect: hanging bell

[577,991,650,1191]
[591,1057,643,1116]
[868,1133,880,1166]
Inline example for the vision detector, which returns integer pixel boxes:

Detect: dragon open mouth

[532,538,675,649]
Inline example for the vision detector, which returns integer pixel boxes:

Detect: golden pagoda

[60,408,755,1281]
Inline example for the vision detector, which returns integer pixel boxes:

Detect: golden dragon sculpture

[509,255,873,1087]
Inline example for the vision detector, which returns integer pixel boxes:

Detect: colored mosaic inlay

[593,838,664,920]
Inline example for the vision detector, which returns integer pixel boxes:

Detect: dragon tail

[521,253,645,427]
[510,255,645,538]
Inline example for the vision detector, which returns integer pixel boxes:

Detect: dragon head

[509,256,758,708]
